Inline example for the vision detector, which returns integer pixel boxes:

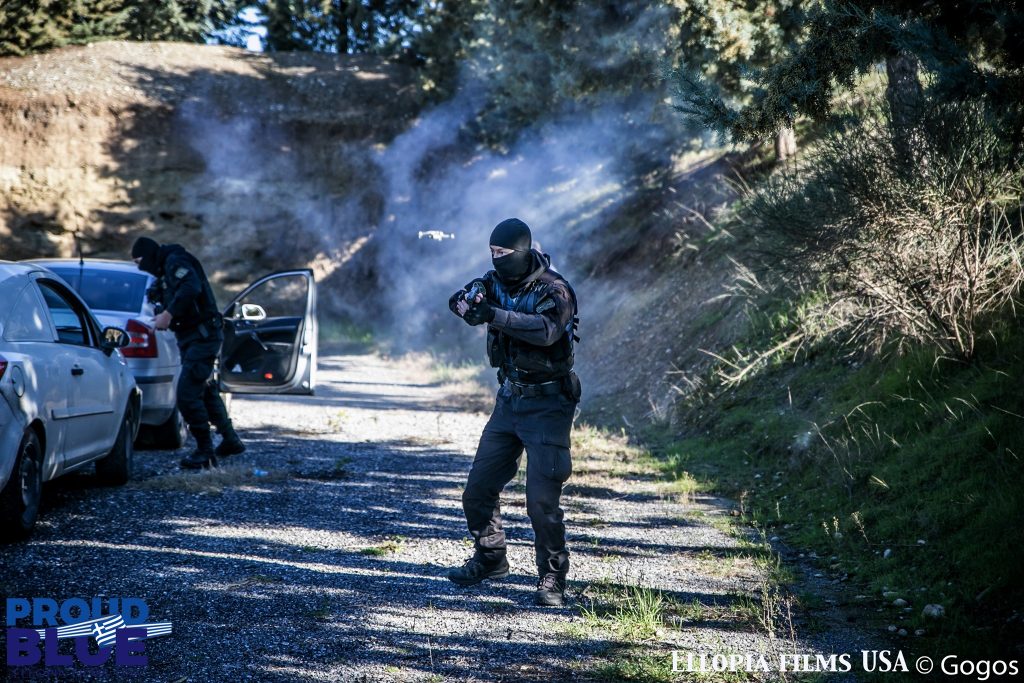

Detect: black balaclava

[131,237,161,275]
[489,218,533,284]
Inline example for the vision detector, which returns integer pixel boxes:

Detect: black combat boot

[214,420,246,457]
[446,555,510,587]
[180,426,217,470]
[535,573,566,607]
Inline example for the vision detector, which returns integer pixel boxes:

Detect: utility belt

[175,314,224,343]
[504,378,563,398]
[500,371,582,401]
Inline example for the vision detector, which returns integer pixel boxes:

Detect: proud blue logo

[5,598,172,667]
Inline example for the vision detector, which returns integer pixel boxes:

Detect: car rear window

[47,267,149,314]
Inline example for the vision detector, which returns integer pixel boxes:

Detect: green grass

[581,583,667,641]
[360,536,407,557]
[318,317,375,351]
[654,315,1024,658]
[591,650,681,683]
[573,582,680,683]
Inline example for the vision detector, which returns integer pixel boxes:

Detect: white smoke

[172,2,703,373]
[368,89,685,356]
[175,92,382,295]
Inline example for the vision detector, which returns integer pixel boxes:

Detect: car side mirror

[101,327,130,354]
[240,303,267,322]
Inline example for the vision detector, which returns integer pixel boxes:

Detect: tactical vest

[162,249,221,337]
[485,270,580,383]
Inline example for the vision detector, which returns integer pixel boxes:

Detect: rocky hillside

[0,41,418,288]
[0,42,745,415]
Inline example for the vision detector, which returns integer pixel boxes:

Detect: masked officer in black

[447,218,581,607]
[131,237,245,470]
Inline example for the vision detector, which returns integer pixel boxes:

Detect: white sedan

[0,262,140,540]
[29,259,187,449]
[25,260,321,450]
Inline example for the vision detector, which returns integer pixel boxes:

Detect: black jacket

[153,244,221,337]
[450,251,577,383]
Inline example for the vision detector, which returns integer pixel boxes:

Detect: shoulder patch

[174,267,189,280]
[536,299,556,313]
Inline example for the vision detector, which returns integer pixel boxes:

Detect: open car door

[219,270,317,395]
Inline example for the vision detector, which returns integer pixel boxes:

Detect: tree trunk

[886,53,923,169]
[332,0,350,54]
[775,126,797,162]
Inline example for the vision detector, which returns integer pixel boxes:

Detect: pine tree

[671,0,810,159]
[675,1,1024,145]
[65,0,130,44]
[0,0,67,56]
[1,1,245,55]
[346,0,420,55]
[457,1,679,143]
[407,0,484,96]
[259,1,330,51]
[119,1,243,42]
[257,1,420,54]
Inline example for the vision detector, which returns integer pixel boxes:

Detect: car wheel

[148,408,188,450]
[0,428,43,541]
[96,406,134,486]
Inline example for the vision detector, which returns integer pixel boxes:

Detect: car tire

[0,428,43,541]
[148,408,188,450]
[96,406,134,486]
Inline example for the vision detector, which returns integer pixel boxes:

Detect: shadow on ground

[6,414,748,682]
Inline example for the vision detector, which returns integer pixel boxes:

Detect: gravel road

[2,353,874,681]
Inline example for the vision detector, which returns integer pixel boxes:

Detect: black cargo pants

[176,331,230,432]
[462,384,575,578]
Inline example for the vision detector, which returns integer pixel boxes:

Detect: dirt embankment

[0,42,747,416]
[0,41,419,291]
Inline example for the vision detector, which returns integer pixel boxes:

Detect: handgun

[464,281,486,303]
[146,282,165,314]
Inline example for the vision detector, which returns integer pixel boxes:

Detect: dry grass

[692,550,759,579]
[393,352,495,413]
[433,382,494,414]
[747,101,1024,361]
[395,435,450,447]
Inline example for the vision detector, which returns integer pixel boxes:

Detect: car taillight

[122,319,158,358]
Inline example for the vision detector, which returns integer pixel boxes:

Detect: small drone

[417,230,455,241]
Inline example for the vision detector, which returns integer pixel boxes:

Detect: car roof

[0,262,71,327]
[26,258,142,271]
[0,260,54,284]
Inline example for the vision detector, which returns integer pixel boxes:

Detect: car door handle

[71,366,84,376]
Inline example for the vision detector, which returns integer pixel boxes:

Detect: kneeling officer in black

[448,218,581,607]
[131,237,245,470]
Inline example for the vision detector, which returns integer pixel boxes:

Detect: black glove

[463,300,495,326]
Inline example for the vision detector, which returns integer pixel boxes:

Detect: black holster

[562,372,582,402]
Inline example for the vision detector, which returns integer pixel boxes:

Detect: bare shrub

[746,101,1024,360]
